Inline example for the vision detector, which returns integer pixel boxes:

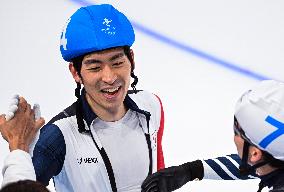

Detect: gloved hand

[141,160,204,192]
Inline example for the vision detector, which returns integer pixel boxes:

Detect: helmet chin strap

[75,82,86,133]
[239,140,269,176]
[239,140,283,192]
[75,82,81,98]
[239,140,250,175]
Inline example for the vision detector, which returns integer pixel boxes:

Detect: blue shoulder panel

[32,124,66,186]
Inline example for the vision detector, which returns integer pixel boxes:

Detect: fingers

[33,103,41,120]
[35,117,45,130]
[5,95,43,122]
[33,104,45,131]
[142,178,159,189]
[24,103,32,119]
[0,114,6,124]
[9,105,18,113]
[142,176,159,192]
[15,96,28,114]
[2,95,44,131]
[142,181,158,192]
[17,97,32,122]
[0,115,6,133]
[5,95,20,121]
[10,94,20,107]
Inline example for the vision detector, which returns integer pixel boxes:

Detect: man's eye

[113,62,123,67]
[87,67,100,71]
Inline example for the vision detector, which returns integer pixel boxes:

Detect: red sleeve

[154,95,165,170]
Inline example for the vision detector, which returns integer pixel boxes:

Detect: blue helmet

[60,4,135,62]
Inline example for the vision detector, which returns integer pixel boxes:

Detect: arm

[32,124,66,186]
[141,154,258,192]
[202,154,258,180]
[2,150,36,187]
[0,97,45,152]
[0,97,45,187]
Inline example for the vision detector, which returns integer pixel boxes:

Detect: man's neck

[94,105,127,122]
[86,94,127,122]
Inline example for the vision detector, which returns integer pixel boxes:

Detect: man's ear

[69,63,82,83]
[249,146,263,164]
[130,49,135,70]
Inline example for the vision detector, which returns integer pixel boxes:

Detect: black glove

[141,160,204,192]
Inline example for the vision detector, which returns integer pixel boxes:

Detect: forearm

[202,154,258,180]
[2,150,36,187]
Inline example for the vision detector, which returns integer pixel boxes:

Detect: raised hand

[0,97,45,152]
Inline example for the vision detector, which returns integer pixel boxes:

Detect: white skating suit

[31,90,165,192]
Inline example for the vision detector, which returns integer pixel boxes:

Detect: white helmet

[235,80,284,161]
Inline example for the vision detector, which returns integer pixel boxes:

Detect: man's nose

[101,66,117,84]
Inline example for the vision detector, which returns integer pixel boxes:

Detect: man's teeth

[103,87,119,93]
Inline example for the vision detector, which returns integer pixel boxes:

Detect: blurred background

[1,0,284,191]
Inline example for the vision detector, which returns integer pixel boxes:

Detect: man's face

[79,47,132,116]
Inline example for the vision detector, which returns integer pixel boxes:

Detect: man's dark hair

[71,46,138,92]
[0,180,49,192]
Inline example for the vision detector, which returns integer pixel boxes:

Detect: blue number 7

[259,116,284,149]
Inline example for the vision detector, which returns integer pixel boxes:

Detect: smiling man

[69,48,132,121]
[28,4,165,192]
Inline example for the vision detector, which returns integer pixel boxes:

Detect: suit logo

[77,157,99,164]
